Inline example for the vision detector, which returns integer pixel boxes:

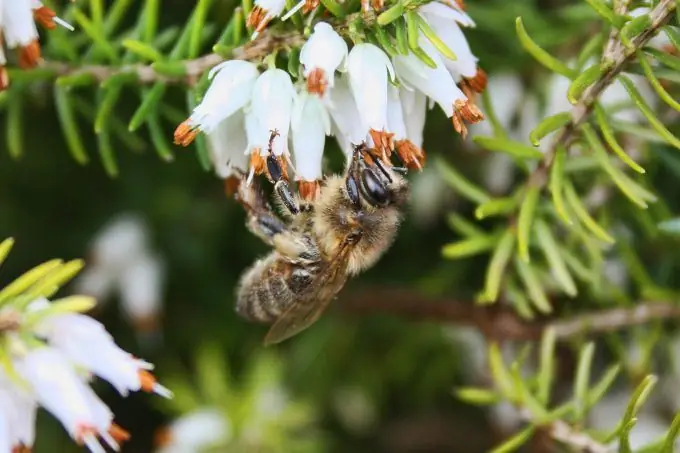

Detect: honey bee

[232,142,410,345]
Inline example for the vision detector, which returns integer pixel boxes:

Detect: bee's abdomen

[236,255,313,323]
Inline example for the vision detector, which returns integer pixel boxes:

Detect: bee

[232,142,410,345]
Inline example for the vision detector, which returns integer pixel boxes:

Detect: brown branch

[34,29,305,85]
[339,287,680,341]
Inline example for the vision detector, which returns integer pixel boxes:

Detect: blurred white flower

[300,22,348,96]
[155,408,232,453]
[118,252,166,333]
[0,294,170,453]
[332,386,377,435]
[31,298,170,398]
[75,214,166,337]
[409,165,454,228]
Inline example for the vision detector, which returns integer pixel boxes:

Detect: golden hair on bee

[232,143,410,345]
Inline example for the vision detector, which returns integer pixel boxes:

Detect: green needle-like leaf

[594,104,645,173]
[619,75,680,150]
[517,186,540,262]
[474,136,544,160]
[0,238,15,269]
[529,112,571,146]
[535,221,577,296]
[129,83,167,132]
[515,257,551,313]
[54,85,89,165]
[537,328,556,405]
[567,63,602,104]
[483,230,515,303]
[442,236,497,259]
[515,17,576,79]
[435,157,491,204]
[564,181,615,243]
[573,342,595,421]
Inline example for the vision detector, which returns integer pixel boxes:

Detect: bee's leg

[266,154,300,216]
[231,169,290,247]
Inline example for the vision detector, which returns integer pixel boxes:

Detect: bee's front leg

[265,154,300,216]
[231,170,290,247]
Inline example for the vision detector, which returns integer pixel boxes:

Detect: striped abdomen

[235,252,316,323]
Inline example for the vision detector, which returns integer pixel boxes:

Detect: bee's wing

[263,237,353,346]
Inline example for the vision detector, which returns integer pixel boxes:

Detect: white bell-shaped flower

[418,3,485,90]
[206,110,249,178]
[0,410,9,453]
[14,348,112,452]
[174,61,260,145]
[399,87,427,149]
[0,371,37,452]
[325,74,367,148]
[300,22,348,96]
[2,0,39,48]
[393,37,483,137]
[387,86,425,169]
[291,91,331,199]
[247,0,287,35]
[347,43,395,147]
[250,68,297,157]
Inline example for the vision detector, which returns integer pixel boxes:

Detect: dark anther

[372,158,393,183]
[274,181,300,215]
[346,174,361,208]
[391,166,408,175]
[360,168,390,206]
[266,154,284,183]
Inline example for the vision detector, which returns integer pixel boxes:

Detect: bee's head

[344,145,410,210]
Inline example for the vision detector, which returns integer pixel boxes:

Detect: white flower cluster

[75,214,166,337]
[0,0,73,89]
[0,297,171,453]
[175,1,485,201]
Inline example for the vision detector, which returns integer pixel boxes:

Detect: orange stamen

[173,120,199,146]
[452,99,484,139]
[246,6,272,33]
[108,424,131,444]
[395,139,426,170]
[18,41,41,69]
[302,0,320,13]
[298,180,321,201]
[306,68,328,96]
[33,6,57,29]
[465,67,488,93]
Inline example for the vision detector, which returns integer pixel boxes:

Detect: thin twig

[548,419,610,453]
[339,287,680,341]
[36,29,305,85]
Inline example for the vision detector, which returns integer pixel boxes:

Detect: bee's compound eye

[360,168,390,206]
